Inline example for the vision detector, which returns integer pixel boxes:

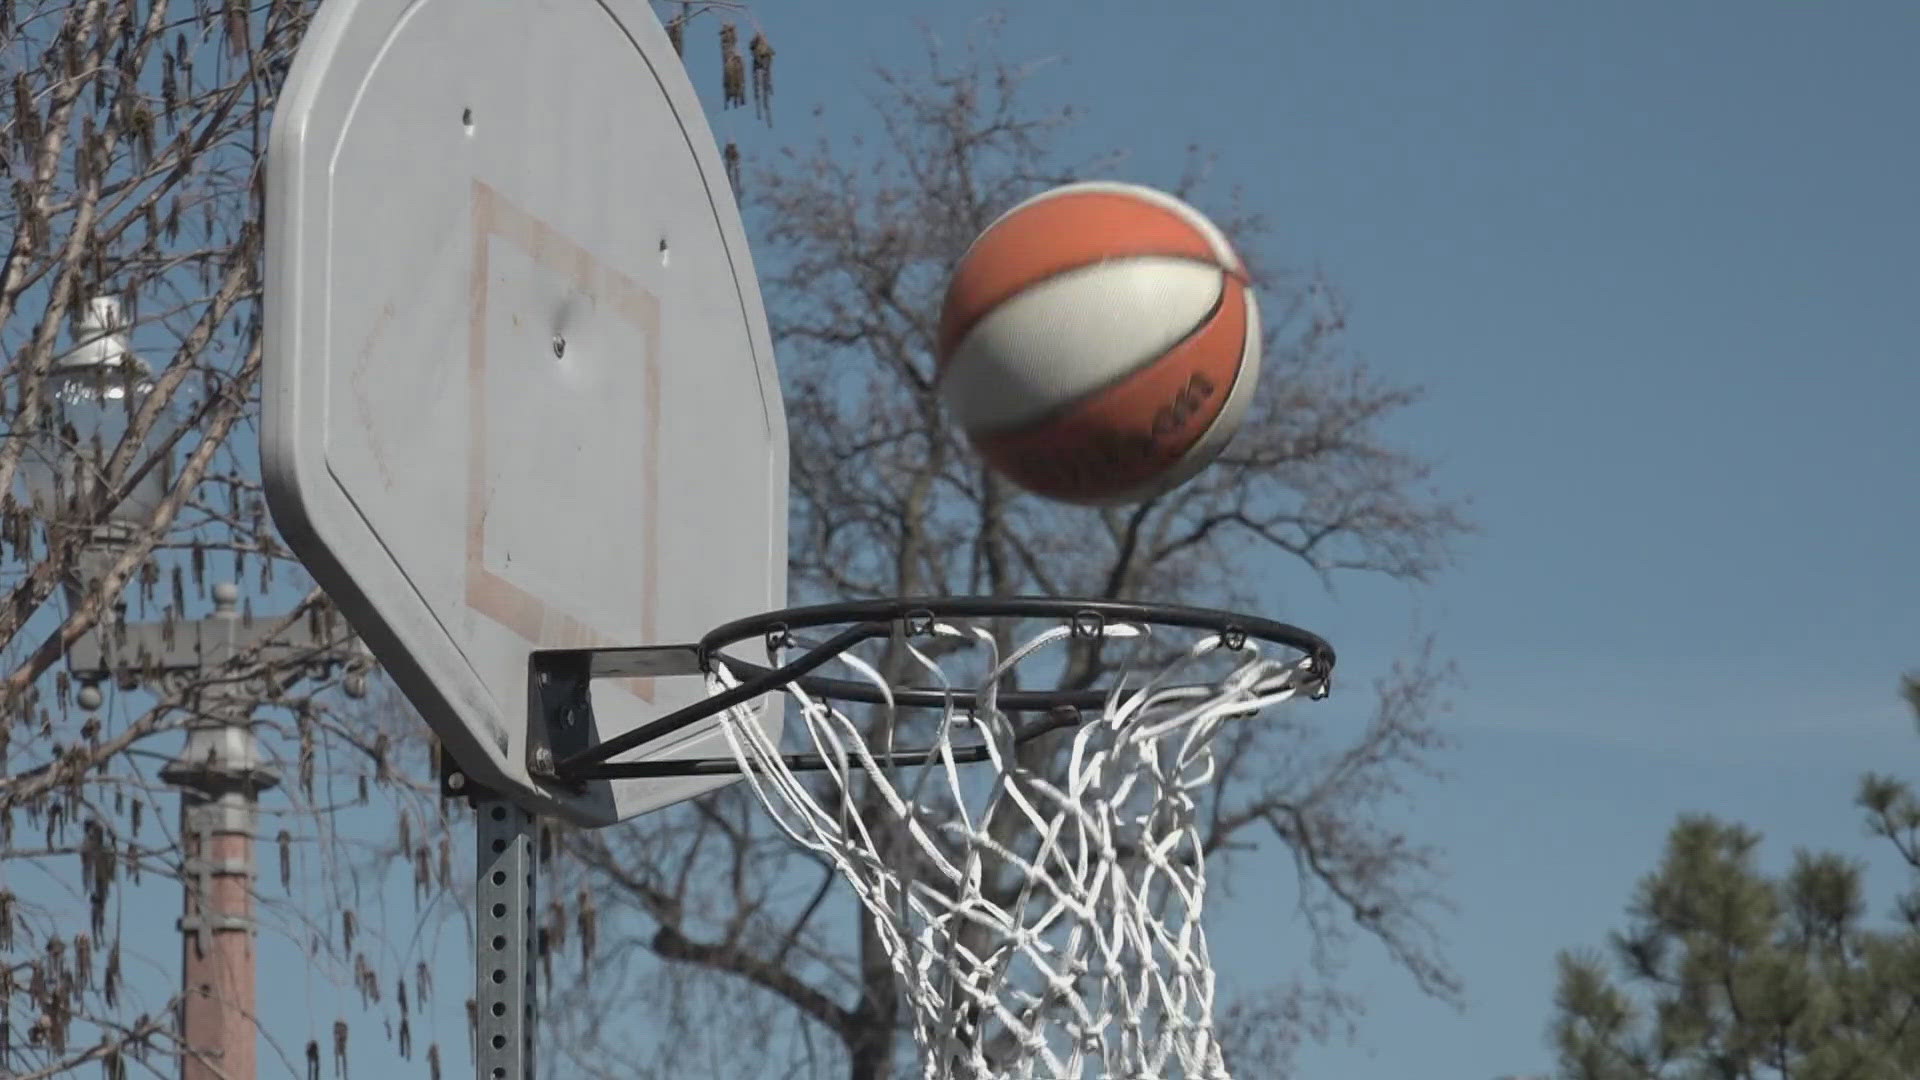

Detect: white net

[708,616,1330,1079]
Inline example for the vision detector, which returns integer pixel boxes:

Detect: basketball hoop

[541,597,1333,1079]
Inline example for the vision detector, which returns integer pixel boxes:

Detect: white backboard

[263,0,787,826]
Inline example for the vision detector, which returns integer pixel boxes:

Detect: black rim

[551,596,1333,781]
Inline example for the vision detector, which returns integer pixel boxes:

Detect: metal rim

[551,595,1334,782]
[699,595,1334,713]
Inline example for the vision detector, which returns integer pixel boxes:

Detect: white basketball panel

[943,257,1225,433]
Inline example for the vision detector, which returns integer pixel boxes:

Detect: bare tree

[534,22,1470,1080]
[1,2,447,1075]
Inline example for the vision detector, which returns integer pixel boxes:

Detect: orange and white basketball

[936,181,1260,506]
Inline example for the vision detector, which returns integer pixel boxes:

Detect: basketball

[936,181,1260,506]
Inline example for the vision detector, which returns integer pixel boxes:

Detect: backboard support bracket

[526,645,704,789]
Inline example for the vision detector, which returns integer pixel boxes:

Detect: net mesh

[708,616,1329,1079]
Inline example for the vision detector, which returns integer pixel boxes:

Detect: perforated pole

[474,797,538,1080]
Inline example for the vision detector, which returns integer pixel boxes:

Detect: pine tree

[1552,678,1920,1080]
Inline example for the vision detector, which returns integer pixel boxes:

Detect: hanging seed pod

[17,180,43,255]
[750,32,774,124]
[73,933,91,989]
[666,2,688,55]
[723,141,742,196]
[13,73,34,147]
[305,1039,320,1080]
[80,818,102,887]
[138,557,157,611]
[332,1020,348,1078]
[48,990,72,1054]
[545,899,566,956]
[45,937,67,992]
[720,24,745,109]
[299,710,315,797]
[88,877,108,938]
[103,943,120,1007]
[160,55,177,127]
[353,954,374,1004]
[427,1043,441,1080]
[413,844,430,903]
[578,887,597,972]
[416,961,431,1004]
[132,103,155,167]
[0,890,13,949]
[341,910,355,954]
[538,926,552,987]
[3,493,27,556]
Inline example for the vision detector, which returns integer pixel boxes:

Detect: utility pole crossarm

[66,605,362,684]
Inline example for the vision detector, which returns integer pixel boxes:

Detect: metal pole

[473,796,538,1080]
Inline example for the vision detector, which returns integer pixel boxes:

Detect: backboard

[262,0,787,827]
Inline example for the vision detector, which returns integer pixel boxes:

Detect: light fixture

[17,296,168,532]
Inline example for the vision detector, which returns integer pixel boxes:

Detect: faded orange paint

[465,180,660,701]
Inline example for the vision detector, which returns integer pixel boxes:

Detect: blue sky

[61,2,1916,1078]
[719,1,1919,1076]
